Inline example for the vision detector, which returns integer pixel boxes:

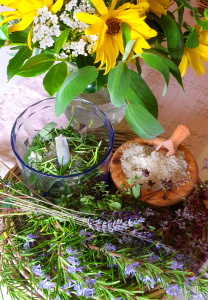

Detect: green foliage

[185,27,199,49]
[151,12,184,66]
[143,48,184,92]
[0,16,9,41]
[43,62,68,96]
[96,70,108,91]
[107,63,130,107]
[7,46,33,80]
[140,51,169,96]
[121,22,131,49]
[132,184,141,198]
[55,66,99,116]
[193,7,208,30]
[126,69,158,119]
[16,54,55,77]
[75,54,95,68]
[54,28,70,54]
[122,39,136,61]
[125,101,164,139]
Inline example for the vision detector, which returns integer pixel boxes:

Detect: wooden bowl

[110,137,199,207]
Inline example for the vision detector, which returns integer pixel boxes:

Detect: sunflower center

[106,18,120,36]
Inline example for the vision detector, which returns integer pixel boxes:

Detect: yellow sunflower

[179,26,208,77]
[137,0,170,17]
[0,0,63,48]
[76,0,157,74]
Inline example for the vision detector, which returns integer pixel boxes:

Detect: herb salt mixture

[121,143,189,191]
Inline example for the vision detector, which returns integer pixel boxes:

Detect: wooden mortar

[110,134,198,207]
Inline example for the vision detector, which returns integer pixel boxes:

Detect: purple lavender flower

[184,276,195,286]
[103,243,116,251]
[27,234,37,240]
[85,278,96,288]
[23,241,31,250]
[119,210,125,219]
[124,262,139,276]
[80,229,92,238]
[32,265,44,276]
[171,261,184,270]
[165,284,182,297]
[38,278,56,289]
[45,274,51,280]
[149,255,158,263]
[101,211,107,219]
[144,208,154,217]
[95,271,101,278]
[112,210,118,220]
[203,158,208,170]
[68,265,86,274]
[66,247,78,255]
[67,256,80,265]
[40,252,46,257]
[139,276,156,288]
[61,279,72,289]
[6,182,11,188]
[74,283,94,298]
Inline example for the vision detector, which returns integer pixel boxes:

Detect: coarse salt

[120,143,189,191]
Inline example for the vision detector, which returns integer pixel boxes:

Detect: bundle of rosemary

[1,170,208,300]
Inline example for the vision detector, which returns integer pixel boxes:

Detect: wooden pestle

[156,125,190,156]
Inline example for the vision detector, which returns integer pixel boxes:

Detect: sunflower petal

[8,17,34,33]
[90,0,108,15]
[179,48,189,77]
[50,0,63,13]
[27,24,34,50]
[76,12,101,24]
[0,15,20,27]
[44,0,53,7]
[85,21,105,35]
[186,48,205,76]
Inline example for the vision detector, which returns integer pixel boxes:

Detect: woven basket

[197,0,208,9]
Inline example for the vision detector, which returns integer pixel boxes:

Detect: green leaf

[132,184,140,198]
[9,26,31,43]
[193,8,208,31]
[54,28,70,54]
[1,198,13,208]
[140,52,169,96]
[126,69,158,119]
[151,12,184,65]
[17,54,55,77]
[108,201,122,211]
[122,39,136,61]
[96,70,108,91]
[121,22,131,49]
[55,66,98,116]
[0,15,9,40]
[7,46,33,80]
[39,121,58,137]
[107,63,130,107]
[43,62,67,96]
[125,102,164,139]
[143,48,184,92]
[76,54,95,69]
[185,28,199,49]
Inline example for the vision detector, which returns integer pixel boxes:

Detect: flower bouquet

[0,0,208,138]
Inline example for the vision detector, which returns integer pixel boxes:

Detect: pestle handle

[155,125,190,156]
[169,125,190,148]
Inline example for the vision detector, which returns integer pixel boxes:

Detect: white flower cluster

[32,6,61,50]
[59,0,97,57]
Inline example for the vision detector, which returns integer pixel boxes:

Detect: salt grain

[121,143,189,191]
